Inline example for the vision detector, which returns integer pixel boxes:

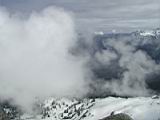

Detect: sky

[0,0,160,32]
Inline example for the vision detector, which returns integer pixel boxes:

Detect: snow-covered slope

[85,96,160,120]
[41,98,95,120]
[20,96,160,120]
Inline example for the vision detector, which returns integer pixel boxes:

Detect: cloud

[90,34,160,97]
[0,6,91,111]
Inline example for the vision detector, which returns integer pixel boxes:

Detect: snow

[84,97,160,120]
[94,31,104,35]
[139,31,155,36]
[20,96,160,120]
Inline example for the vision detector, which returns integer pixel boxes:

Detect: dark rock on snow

[99,113,133,120]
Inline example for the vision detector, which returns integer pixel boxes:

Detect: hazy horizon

[0,0,159,32]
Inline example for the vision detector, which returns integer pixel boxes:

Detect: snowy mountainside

[21,98,95,120]
[20,96,160,120]
[85,96,160,120]
[140,28,160,37]
[138,28,160,37]
[41,98,95,120]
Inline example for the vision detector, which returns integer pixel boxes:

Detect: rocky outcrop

[0,100,21,120]
[99,113,133,120]
[41,98,95,120]
[0,109,9,120]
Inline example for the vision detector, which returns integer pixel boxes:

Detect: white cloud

[0,6,91,111]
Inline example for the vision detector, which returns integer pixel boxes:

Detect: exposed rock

[0,100,21,120]
[0,108,9,120]
[99,113,133,120]
[41,98,95,120]
[151,95,159,99]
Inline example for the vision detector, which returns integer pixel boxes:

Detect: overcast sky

[0,0,160,32]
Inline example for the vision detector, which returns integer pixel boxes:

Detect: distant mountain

[91,28,160,95]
